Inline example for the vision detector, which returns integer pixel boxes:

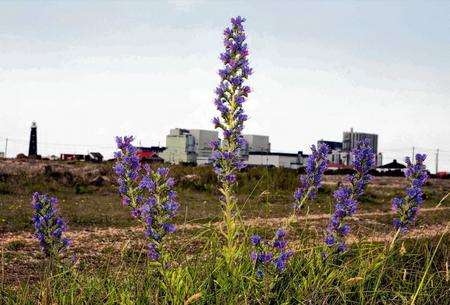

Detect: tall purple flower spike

[210,16,252,267]
[392,154,428,232]
[115,136,179,261]
[325,139,375,253]
[211,16,252,185]
[294,143,329,211]
[31,192,71,258]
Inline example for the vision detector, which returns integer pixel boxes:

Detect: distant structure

[343,128,378,154]
[243,134,270,156]
[60,152,104,162]
[136,146,165,163]
[160,128,196,164]
[60,153,85,161]
[246,151,307,169]
[158,127,384,170]
[239,134,307,169]
[376,153,383,167]
[85,152,104,163]
[317,140,342,151]
[160,128,218,165]
[160,129,305,168]
[189,129,219,165]
[28,122,38,157]
[318,128,381,166]
[377,159,406,173]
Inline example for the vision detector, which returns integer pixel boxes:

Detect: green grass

[1,232,448,304]
[0,164,448,232]
[0,162,449,304]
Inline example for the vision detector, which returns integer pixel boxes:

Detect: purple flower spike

[293,143,329,211]
[114,136,179,262]
[250,235,262,246]
[211,16,252,185]
[213,17,252,265]
[392,154,428,232]
[250,228,292,278]
[325,139,375,254]
[31,192,70,258]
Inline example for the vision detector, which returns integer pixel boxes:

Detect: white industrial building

[189,129,219,165]
[243,134,270,154]
[159,128,196,164]
[327,149,383,168]
[246,151,306,169]
[160,128,219,165]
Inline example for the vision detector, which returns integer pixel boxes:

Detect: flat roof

[249,151,298,157]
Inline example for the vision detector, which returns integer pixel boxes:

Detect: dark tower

[28,122,37,157]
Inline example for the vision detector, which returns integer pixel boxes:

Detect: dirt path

[1,208,448,286]
[1,207,448,248]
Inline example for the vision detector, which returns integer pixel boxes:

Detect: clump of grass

[2,233,448,304]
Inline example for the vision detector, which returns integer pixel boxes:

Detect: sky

[0,0,449,172]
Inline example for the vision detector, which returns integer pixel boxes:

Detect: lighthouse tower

[28,122,37,157]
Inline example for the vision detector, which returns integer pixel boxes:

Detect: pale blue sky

[1,1,449,171]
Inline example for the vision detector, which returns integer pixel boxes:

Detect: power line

[0,136,116,150]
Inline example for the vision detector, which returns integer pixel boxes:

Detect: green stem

[410,225,448,305]
[222,183,238,269]
[286,188,312,227]
[371,228,401,304]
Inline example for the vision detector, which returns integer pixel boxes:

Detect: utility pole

[412,146,415,160]
[4,138,8,158]
[435,148,439,174]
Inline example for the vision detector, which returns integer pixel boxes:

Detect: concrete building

[343,128,378,154]
[328,149,382,168]
[189,129,219,165]
[160,128,218,165]
[0,152,4,158]
[243,134,270,154]
[328,149,349,164]
[160,128,196,164]
[317,140,343,151]
[246,151,306,169]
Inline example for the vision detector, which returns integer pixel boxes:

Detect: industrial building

[243,134,270,154]
[160,128,197,164]
[160,128,218,165]
[246,151,305,169]
[327,150,351,165]
[318,129,381,166]
[327,150,383,167]
[189,129,219,165]
[317,140,342,151]
[343,128,378,154]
